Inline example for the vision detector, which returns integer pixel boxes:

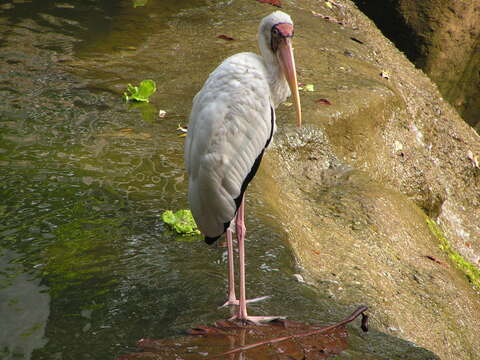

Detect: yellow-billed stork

[184,11,301,323]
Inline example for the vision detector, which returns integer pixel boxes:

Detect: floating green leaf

[133,0,148,7]
[298,83,315,92]
[162,209,200,235]
[124,79,157,103]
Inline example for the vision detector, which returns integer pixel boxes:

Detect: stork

[184,11,301,323]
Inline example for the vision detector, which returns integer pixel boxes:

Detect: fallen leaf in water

[114,46,137,51]
[282,102,293,107]
[177,124,188,133]
[177,124,188,137]
[298,83,315,92]
[124,79,156,103]
[303,84,315,92]
[116,307,368,360]
[256,0,282,7]
[316,98,332,105]
[217,34,235,41]
[133,0,148,8]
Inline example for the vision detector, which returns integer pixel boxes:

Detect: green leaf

[124,79,157,103]
[133,0,148,7]
[305,84,315,92]
[162,210,176,225]
[162,209,200,236]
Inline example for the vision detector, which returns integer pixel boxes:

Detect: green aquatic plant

[162,209,200,235]
[133,0,148,7]
[124,79,157,103]
[426,218,480,289]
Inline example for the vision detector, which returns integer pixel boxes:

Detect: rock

[353,0,480,128]
[254,1,480,358]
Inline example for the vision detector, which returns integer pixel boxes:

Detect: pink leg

[229,194,282,324]
[221,223,269,308]
[221,228,237,306]
[236,196,248,320]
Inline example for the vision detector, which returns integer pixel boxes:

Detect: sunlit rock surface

[353,0,480,129]
[256,1,480,358]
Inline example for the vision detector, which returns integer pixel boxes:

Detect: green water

[0,1,324,359]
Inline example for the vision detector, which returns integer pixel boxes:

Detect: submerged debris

[116,306,368,359]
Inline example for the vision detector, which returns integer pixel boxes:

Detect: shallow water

[0,1,331,359]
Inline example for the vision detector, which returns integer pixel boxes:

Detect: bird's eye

[272,27,279,36]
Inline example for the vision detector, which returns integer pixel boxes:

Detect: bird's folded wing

[185,53,273,237]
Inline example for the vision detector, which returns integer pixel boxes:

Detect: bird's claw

[220,295,271,308]
[228,314,286,325]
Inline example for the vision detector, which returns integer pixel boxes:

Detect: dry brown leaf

[116,307,368,360]
[316,98,332,106]
[256,0,282,8]
[217,34,235,41]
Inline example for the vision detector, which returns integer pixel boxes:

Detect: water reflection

[0,249,50,360]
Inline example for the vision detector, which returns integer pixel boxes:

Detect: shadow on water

[0,0,439,359]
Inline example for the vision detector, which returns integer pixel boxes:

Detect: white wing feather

[185,52,274,238]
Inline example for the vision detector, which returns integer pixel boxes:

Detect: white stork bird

[184,11,301,323]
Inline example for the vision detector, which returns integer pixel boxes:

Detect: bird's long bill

[277,38,302,127]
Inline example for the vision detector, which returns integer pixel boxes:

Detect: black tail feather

[204,221,231,245]
[205,235,221,245]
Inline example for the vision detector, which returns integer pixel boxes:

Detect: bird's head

[259,11,302,127]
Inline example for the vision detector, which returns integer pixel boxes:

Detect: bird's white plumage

[185,11,294,238]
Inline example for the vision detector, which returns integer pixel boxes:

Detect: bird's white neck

[259,39,291,108]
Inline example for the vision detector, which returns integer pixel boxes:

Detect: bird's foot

[220,295,271,308]
[228,314,286,325]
